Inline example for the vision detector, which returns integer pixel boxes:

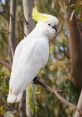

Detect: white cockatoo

[7,8,58,103]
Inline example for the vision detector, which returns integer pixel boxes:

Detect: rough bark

[23,0,34,35]
[19,91,27,117]
[65,0,82,117]
[66,0,82,88]
[19,0,34,117]
[8,0,18,116]
[8,0,16,60]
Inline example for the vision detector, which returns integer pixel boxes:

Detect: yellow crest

[32,8,49,22]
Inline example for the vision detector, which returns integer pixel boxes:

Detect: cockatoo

[7,8,58,103]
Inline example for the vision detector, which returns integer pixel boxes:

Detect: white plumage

[7,12,58,103]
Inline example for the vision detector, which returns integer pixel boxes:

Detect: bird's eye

[48,23,51,26]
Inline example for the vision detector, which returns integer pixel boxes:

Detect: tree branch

[0,30,9,34]
[0,59,11,70]
[1,57,82,115]
[34,78,82,116]
[8,0,16,60]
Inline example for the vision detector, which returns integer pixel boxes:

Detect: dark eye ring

[48,23,51,26]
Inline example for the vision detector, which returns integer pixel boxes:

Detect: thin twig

[0,30,9,34]
[34,78,82,115]
[0,59,11,70]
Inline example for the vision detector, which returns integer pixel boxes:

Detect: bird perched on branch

[7,8,58,103]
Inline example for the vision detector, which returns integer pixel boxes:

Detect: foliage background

[0,0,82,117]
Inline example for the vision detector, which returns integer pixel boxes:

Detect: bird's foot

[33,76,38,84]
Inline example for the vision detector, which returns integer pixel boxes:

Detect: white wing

[11,39,25,71]
[9,37,49,97]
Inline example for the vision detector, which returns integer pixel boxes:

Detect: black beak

[52,25,57,32]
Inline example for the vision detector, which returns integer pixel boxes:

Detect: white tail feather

[7,93,17,103]
[7,92,23,103]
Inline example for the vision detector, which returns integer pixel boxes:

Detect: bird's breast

[39,38,49,67]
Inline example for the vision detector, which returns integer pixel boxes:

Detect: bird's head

[32,8,58,40]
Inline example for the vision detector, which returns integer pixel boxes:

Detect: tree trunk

[19,91,27,117]
[66,0,82,88]
[8,0,16,60]
[23,0,34,35]
[73,90,82,117]
[19,0,34,117]
[8,0,18,116]
[65,0,82,117]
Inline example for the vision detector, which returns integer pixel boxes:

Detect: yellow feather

[32,8,49,22]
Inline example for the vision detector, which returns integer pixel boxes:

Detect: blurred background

[0,0,82,117]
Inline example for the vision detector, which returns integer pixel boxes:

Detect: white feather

[7,32,49,103]
[7,16,58,103]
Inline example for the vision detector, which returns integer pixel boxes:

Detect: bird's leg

[45,65,48,69]
[33,76,38,84]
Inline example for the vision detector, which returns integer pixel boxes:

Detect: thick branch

[8,0,16,59]
[34,78,82,115]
